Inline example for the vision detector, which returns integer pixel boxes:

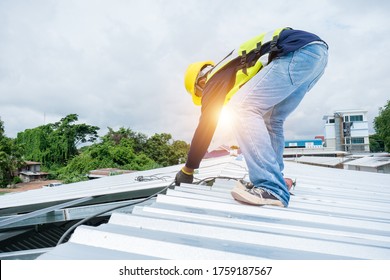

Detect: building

[284,139,323,149]
[283,138,346,158]
[88,168,135,179]
[323,109,370,153]
[18,161,48,183]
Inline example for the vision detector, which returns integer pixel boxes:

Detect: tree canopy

[0,118,24,187]
[374,100,390,152]
[16,114,99,167]
[2,115,190,185]
[57,127,190,183]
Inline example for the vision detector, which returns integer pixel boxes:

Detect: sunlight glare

[219,106,234,127]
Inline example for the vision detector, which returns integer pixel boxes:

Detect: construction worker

[175,28,328,207]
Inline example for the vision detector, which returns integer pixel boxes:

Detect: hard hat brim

[184,60,214,106]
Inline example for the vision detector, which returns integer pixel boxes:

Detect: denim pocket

[288,44,325,86]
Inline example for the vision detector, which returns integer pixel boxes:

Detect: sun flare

[218,106,234,127]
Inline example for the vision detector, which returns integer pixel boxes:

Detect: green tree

[0,118,4,137]
[56,128,189,183]
[101,129,189,166]
[369,134,385,153]
[145,133,174,166]
[57,129,158,182]
[16,114,99,167]
[171,140,190,165]
[0,118,25,187]
[144,133,190,166]
[102,127,148,153]
[374,100,390,152]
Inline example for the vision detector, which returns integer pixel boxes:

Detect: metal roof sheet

[31,155,390,260]
[292,156,346,167]
[344,156,390,168]
[0,165,182,215]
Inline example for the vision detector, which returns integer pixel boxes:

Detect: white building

[323,109,370,152]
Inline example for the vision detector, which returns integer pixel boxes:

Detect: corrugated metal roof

[0,164,180,216]
[30,155,390,260]
[344,156,390,168]
[283,148,347,157]
[292,155,346,167]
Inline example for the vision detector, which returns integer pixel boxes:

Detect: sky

[1,0,389,149]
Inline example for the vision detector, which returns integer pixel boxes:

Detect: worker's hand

[175,169,194,186]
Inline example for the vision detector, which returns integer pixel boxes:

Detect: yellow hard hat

[184,60,214,106]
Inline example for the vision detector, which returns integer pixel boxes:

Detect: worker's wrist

[181,166,194,175]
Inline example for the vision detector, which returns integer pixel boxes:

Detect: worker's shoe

[231,186,284,207]
[236,178,295,192]
[236,179,254,190]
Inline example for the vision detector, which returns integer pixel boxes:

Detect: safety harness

[237,27,291,75]
[205,27,291,105]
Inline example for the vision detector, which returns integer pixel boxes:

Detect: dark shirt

[275,29,326,57]
[185,29,327,169]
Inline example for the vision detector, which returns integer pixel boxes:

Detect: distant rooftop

[23,161,41,165]
[344,156,390,168]
[292,155,346,167]
[88,168,135,179]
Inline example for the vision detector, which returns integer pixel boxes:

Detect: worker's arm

[185,96,224,170]
[175,57,239,185]
[174,95,224,186]
[175,63,238,186]
[186,61,238,170]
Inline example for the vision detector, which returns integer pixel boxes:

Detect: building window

[344,116,349,122]
[328,118,335,124]
[350,115,363,122]
[351,137,365,144]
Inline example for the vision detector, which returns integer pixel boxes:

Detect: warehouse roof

[21,155,390,260]
[344,156,390,168]
[292,155,347,167]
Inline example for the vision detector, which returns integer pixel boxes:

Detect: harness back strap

[238,27,292,75]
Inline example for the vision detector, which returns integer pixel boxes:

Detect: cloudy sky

[1,0,389,148]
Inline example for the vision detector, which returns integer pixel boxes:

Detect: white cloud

[0,0,389,146]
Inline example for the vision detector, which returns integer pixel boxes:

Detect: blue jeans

[229,42,328,207]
